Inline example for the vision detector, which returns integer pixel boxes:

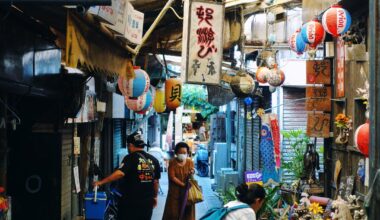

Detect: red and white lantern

[289,29,307,55]
[125,95,147,112]
[301,19,326,48]
[322,4,352,37]
[354,122,369,157]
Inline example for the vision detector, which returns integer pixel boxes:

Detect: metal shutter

[282,87,324,183]
[113,119,123,169]
[61,127,73,220]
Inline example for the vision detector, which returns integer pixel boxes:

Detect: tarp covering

[66,12,131,76]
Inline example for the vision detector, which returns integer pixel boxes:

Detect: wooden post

[368,0,380,218]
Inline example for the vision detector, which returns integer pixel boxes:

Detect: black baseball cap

[127,131,147,148]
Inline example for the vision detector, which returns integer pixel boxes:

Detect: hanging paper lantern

[256,67,271,84]
[118,67,150,98]
[301,19,326,48]
[125,95,146,112]
[322,4,352,37]
[289,29,307,55]
[165,77,182,110]
[354,122,369,157]
[267,68,285,87]
[230,71,256,97]
[153,85,166,113]
[136,89,154,115]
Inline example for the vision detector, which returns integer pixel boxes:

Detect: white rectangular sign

[185,0,224,85]
[88,0,118,25]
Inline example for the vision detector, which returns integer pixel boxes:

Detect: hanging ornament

[153,85,166,113]
[136,88,154,114]
[269,86,277,93]
[289,29,307,55]
[230,71,256,97]
[244,97,253,106]
[322,4,352,37]
[267,68,285,87]
[118,66,150,98]
[165,77,182,110]
[301,19,326,48]
[256,67,271,84]
[354,122,369,157]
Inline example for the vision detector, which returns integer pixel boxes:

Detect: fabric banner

[66,12,131,76]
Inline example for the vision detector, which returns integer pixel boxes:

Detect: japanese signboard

[336,37,345,98]
[245,171,263,186]
[306,60,331,85]
[306,113,331,138]
[306,86,332,112]
[185,1,224,85]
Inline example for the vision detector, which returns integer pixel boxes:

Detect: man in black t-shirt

[93,131,161,220]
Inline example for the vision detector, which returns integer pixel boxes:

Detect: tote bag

[187,177,203,205]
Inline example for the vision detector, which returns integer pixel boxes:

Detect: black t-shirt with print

[117,151,161,204]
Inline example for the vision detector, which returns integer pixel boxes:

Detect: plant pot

[335,127,349,144]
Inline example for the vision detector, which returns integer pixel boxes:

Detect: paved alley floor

[152,172,222,220]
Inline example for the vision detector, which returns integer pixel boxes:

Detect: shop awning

[66,12,131,77]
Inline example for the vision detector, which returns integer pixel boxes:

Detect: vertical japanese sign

[125,1,144,45]
[336,37,345,98]
[185,1,224,85]
[306,60,331,84]
[306,113,331,138]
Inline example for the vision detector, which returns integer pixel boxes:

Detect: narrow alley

[152,172,222,220]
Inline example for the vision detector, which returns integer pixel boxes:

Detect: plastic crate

[85,191,107,220]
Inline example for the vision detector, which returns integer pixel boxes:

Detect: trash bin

[85,187,107,220]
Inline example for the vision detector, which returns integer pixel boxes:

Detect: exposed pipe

[133,0,176,57]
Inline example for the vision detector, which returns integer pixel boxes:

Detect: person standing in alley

[162,142,195,220]
[93,131,161,220]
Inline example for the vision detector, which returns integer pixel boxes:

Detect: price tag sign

[245,171,263,186]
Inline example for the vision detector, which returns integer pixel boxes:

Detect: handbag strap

[136,152,155,179]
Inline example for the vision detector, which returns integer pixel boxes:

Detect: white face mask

[177,154,188,161]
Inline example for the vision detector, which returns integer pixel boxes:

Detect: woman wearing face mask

[162,142,195,220]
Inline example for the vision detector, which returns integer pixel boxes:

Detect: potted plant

[334,113,352,144]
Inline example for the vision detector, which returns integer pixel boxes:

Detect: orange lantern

[165,77,182,110]
[153,85,166,113]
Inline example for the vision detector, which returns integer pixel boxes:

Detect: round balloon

[322,4,351,37]
[267,68,285,87]
[289,29,307,55]
[301,19,326,48]
[256,67,271,84]
[120,67,150,98]
[354,122,369,157]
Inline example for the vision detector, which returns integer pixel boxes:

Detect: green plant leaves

[182,84,218,118]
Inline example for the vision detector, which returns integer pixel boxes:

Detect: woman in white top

[224,183,266,220]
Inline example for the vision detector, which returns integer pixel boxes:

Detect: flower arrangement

[0,187,8,220]
[334,113,352,129]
